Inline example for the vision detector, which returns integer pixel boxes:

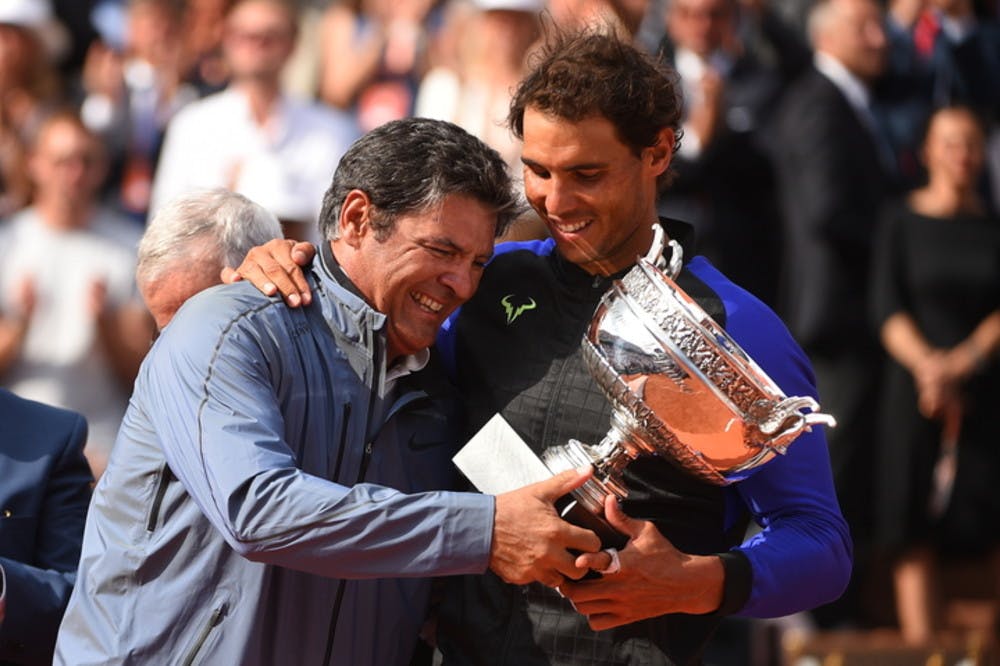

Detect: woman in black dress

[871,106,1000,644]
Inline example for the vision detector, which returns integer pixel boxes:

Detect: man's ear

[647,128,676,177]
[338,190,373,248]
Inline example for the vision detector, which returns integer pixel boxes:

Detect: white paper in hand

[452,413,552,495]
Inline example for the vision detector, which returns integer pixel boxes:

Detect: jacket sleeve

[0,412,91,666]
[723,291,853,617]
[140,295,494,580]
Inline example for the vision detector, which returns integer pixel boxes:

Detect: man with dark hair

[235,30,851,665]
[53,117,601,665]
[439,30,849,664]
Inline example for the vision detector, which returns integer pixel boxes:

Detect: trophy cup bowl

[540,238,836,530]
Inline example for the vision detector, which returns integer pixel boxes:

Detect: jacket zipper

[330,403,351,481]
[181,603,225,666]
[145,462,173,532]
[323,438,376,664]
[323,401,377,664]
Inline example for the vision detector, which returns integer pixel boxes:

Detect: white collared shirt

[150,88,360,234]
[384,347,431,391]
[814,51,872,118]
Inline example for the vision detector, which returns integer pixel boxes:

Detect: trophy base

[453,415,629,550]
[544,439,629,550]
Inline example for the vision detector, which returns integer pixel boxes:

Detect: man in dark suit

[658,0,809,307]
[770,0,894,625]
[0,389,92,665]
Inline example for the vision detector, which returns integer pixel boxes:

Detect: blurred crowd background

[1,0,998,661]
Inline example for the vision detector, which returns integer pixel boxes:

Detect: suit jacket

[0,390,92,666]
[770,66,891,356]
[659,38,790,307]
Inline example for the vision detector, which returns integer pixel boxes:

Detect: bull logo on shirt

[501,294,537,325]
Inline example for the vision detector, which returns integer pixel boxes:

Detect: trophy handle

[643,224,683,279]
[759,397,838,454]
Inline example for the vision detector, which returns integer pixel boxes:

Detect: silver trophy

[454,226,835,545]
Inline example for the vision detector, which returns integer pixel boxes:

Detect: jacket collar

[315,241,430,388]
[318,240,369,302]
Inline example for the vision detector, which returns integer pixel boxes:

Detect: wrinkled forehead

[400,195,498,253]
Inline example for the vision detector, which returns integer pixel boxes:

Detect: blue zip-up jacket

[435,219,852,665]
[55,248,494,666]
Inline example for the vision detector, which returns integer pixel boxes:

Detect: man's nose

[538,176,575,216]
[441,265,478,302]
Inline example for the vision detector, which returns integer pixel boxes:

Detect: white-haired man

[137,188,283,329]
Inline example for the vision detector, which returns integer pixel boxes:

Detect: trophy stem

[541,431,636,549]
[593,419,637,484]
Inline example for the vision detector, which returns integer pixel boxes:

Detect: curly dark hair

[508,28,684,191]
[319,118,521,241]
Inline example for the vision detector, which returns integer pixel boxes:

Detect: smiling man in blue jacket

[54,118,602,666]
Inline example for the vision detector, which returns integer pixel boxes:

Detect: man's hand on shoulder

[221,239,316,307]
[490,467,601,588]
[560,495,725,630]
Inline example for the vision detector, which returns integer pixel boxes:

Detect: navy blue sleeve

[0,410,91,665]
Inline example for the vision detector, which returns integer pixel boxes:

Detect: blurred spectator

[879,0,939,186]
[180,0,238,94]
[0,390,91,665]
[52,0,100,76]
[916,0,1000,116]
[769,0,895,625]
[137,188,282,329]
[280,0,325,100]
[93,0,236,95]
[878,0,1000,188]
[415,0,544,241]
[734,0,812,78]
[0,112,152,479]
[0,1,66,218]
[81,0,199,224]
[657,0,797,306]
[151,0,359,241]
[317,0,439,132]
[0,389,92,666]
[415,0,541,173]
[871,106,1000,644]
